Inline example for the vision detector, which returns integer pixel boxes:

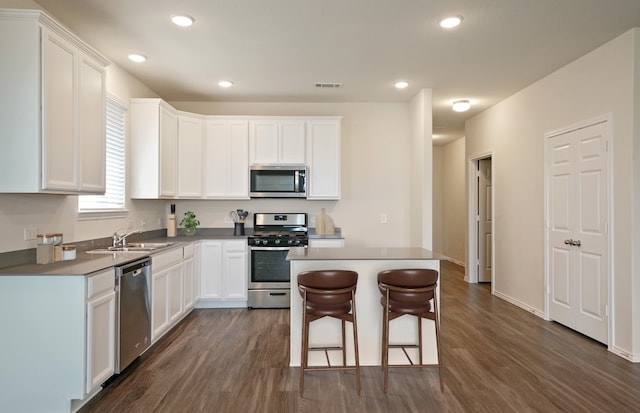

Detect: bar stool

[297,270,360,396]
[378,268,442,393]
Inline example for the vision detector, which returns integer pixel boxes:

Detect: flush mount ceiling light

[128,54,146,63]
[218,80,234,88]
[439,16,463,29]
[394,81,409,89]
[452,100,471,112]
[171,14,195,27]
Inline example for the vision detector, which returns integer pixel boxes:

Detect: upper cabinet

[0,10,109,194]
[131,99,178,199]
[177,114,204,198]
[249,119,306,165]
[204,118,250,199]
[129,98,341,200]
[307,119,342,199]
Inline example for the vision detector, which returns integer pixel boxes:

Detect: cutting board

[316,208,335,235]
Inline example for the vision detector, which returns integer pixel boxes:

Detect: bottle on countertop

[167,203,177,237]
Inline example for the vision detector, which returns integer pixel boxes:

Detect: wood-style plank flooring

[80,262,640,412]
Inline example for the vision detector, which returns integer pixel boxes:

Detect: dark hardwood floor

[80,262,640,412]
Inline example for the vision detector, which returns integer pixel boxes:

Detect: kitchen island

[287,247,448,367]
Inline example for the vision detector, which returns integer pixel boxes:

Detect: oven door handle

[250,246,293,251]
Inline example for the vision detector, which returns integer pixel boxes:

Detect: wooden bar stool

[297,270,360,396]
[378,268,442,393]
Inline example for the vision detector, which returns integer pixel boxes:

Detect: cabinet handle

[564,239,572,245]
[571,239,582,247]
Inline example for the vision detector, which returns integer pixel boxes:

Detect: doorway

[467,153,494,286]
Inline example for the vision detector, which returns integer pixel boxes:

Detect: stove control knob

[262,239,269,246]
[288,239,294,245]
[275,239,281,245]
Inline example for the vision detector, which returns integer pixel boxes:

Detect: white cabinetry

[85,268,116,394]
[151,245,194,342]
[131,99,178,198]
[249,119,306,164]
[309,238,345,248]
[0,10,109,194]
[198,240,248,308]
[306,119,341,199]
[204,119,250,198]
[177,114,204,198]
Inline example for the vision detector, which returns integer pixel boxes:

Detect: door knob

[564,239,572,245]
[571,239,582,247]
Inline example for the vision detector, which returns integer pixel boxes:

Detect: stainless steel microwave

[250,165,307,198]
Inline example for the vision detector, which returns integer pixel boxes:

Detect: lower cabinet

[85,268,116,395]
[197,240,248,308]
[151,244,195,343]
[308,238,345,248]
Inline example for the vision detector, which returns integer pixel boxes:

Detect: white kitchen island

[287,247,448,367]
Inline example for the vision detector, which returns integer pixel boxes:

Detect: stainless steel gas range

[247,212,308,309]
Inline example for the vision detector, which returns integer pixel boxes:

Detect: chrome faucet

[113,229,142,247]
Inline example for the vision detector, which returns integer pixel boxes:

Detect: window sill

[77,210,129,221]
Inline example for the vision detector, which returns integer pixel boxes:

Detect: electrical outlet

[380,213,388,224]
[140,220,147,228]
[23,227,37,241]
[126,220,133,230]
[224,216,233,224]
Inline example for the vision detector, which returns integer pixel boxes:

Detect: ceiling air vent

[315,82,343,89]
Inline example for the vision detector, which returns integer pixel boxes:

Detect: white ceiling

[32,0,640,145]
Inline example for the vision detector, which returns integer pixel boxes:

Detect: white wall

[433,137,466,264]
[171,100,421,248]
[466,29,640,358]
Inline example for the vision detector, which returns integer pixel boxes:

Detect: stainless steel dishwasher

[115,257,152,373]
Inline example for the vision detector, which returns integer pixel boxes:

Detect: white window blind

[79,98,126,211]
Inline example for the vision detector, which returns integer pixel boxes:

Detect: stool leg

[418,316,423,366]
[300,301,308,396]
[351,292,361,395]
[383,298,390,393]
[433,297,444,392]
[342,319,347,367]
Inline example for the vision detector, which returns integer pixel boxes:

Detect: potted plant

[180,211,200,236]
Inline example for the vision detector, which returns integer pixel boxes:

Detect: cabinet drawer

[223,240,247,253]
[152,247,184,271]
[87,268,115,299]
[183,243,195,259]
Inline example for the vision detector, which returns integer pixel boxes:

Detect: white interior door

[548,121,608,344]
[478,158,492,282]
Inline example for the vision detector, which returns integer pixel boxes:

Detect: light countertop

[287,246,449,261]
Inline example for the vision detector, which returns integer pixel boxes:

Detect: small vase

[183,227,196,236]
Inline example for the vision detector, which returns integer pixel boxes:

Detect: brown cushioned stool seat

[298,270,360,396]
[378,268,443,393]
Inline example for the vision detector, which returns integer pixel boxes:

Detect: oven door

[249,246,292,289]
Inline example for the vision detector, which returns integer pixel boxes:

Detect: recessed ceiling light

[439,16,462,29]
[218,80,234,88]
[171,15,195,27]
[128,54,146,63]
[452,100,471,112]
[394,81,409,89]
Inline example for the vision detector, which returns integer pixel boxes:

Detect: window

[78,97,126,212]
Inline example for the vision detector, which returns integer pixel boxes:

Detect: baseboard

[492,290,545,319]
[194,300,248,309]
[610,346,640,362]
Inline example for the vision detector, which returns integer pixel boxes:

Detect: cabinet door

[159,105,178,197]
[41,27,78,191]
[223,241,247,300]
[279,120,306,164]
[168,264,184,323]
[78,53,106,193]
[177,115,203,198]
[183,257,195,311]
[200,241,223,299]
[86,291,116,392]
[151,268,170,340]
[249,120,279,164]
[204,119,249,198]
[307,120,341,199]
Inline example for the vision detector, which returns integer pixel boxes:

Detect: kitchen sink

[86,242,175,254]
